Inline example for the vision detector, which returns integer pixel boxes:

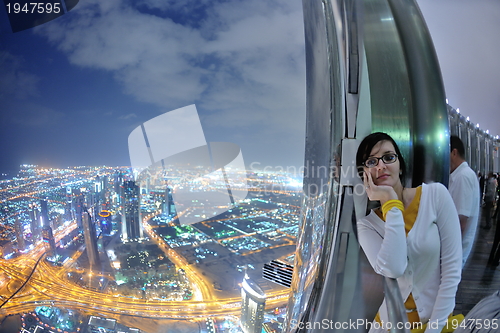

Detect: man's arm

[459,214,469,234]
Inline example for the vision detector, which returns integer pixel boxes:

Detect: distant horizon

[3,162,308,177]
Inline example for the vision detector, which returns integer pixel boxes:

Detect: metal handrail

[384,277,411,333]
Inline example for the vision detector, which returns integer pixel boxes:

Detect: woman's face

[364,140,402,188]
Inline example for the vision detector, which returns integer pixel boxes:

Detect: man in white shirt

[449,135,480,267]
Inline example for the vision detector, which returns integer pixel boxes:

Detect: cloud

[33,0,305,132]
[36,0,207,106]
[200,3,305,127]
[135,0,213,21]
[119,113,138,120]
[29,0,306,168]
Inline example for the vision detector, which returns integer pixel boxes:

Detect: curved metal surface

[310,187,367,333]
[287,0,370,331]
[285,0,343,330]
[363,0,413,186]
[387,0,449,186]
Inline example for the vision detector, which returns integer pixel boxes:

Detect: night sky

[0,0,498,176]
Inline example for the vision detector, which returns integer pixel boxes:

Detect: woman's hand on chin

[364,171,398,204]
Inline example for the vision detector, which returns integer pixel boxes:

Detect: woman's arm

[357,208,407,278]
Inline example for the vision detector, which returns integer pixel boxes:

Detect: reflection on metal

[364,0,450,187]
[363,0,413,185]
[384,277,411,333]
[285,0,343,329]
[387,0,449,186]
[286,0,362,331]
[309,187,366,332]
[287,0,450,332]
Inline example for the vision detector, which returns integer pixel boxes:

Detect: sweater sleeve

[357,208,408,278]
[425,184,462,333]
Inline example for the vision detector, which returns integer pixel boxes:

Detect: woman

[356,132,462,333]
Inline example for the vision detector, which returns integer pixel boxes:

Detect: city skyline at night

[0,163,299,332]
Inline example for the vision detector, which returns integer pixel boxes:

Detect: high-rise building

[65,186,73,222]
[101,175,108,202]
[29,203,39,240]
[241,275,266,333]
[94,179,102,197]
[163,187,176,216]
[87,186,98,214]
[121,181,143,242]
[114,173,124,200]
[14,218,25,251]
[40,199,50,228]
[41,226,56,257]
[88,186,100,221]
[83,208,100,267]
[74,194,84,229]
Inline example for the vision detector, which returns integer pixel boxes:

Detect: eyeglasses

[363,153,398,168]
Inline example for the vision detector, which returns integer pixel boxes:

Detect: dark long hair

[356,132,407,185]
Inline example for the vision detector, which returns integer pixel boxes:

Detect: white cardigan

[357,183,462,333]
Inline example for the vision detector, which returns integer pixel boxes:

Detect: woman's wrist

[378,191,399,205]
[381,199,404,219]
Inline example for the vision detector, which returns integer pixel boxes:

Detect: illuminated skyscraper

[75,194,84,229]
[87,185,99,216]
[114,172,124,200]
[121,181,143,241]
[240,275,266,333]
[101,175,108,202]
[65,186,73,222]
[163,187,176,216]
[40,199,50,228]
[14,218,25,251]
[29,203,39,240]
[88,184,101,221]
[82,208,100,267]
[41,226,56,257]
[94,179,102,197]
